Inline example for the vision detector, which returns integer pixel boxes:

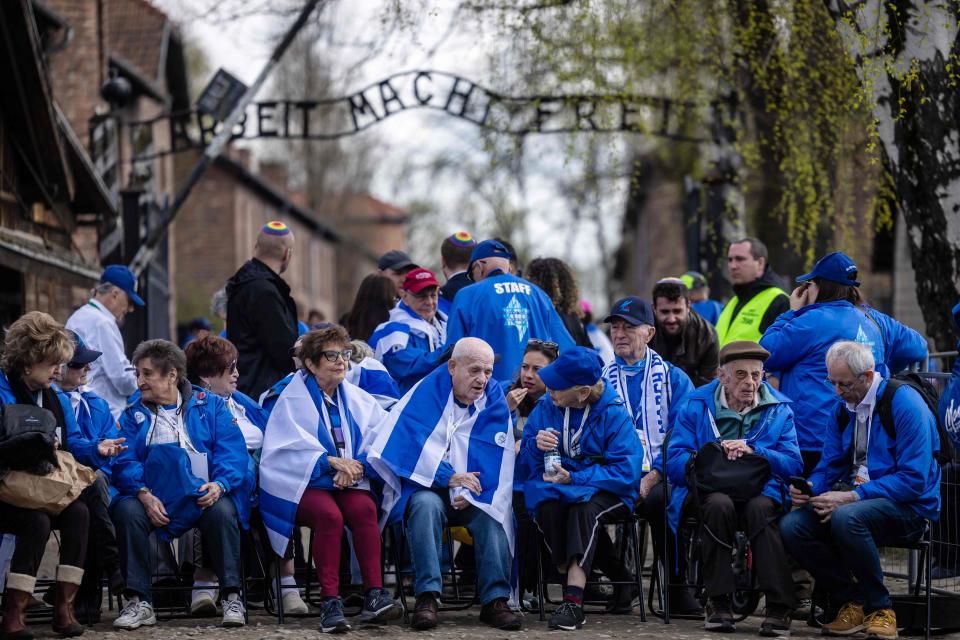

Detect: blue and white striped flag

[370,303,447,359]
[258,371,386,556]
[345,357,400,410]
[366,366,516,553]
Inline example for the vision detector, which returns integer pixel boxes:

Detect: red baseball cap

[402,267,440,294]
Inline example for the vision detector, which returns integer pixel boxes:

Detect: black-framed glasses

[227,360,238,374]
[825,374,863,392]
[320,349,353,363]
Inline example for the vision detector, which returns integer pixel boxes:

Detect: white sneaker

[282,590,309,614]
[114,600,157,630]
[221,597,246,627]
[190,590,218,616]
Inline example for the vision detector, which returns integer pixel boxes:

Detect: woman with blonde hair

[0,312,95,638]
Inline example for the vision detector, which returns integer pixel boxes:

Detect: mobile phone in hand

[789,476,813,496]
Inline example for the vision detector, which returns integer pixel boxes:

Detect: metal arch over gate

[98,69,735,164]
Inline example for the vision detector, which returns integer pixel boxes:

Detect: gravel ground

[17,604,835,639]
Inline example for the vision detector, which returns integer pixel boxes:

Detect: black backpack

[836,372,956,465]
[0,403,59,475]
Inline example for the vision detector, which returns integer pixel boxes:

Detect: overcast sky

[153,0,629,308]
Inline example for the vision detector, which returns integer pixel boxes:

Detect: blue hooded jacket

[113,383,254,528]
[665,380,802,533]
[369,302,447,394]
[810,378,941,520]
[938,340,960,452]
[58,388,120,478]
[760,301,927,451]
[444,271,575,384]
[519,385,642,514]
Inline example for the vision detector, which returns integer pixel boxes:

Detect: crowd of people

[0,220,954,640]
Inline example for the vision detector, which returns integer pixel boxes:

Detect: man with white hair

[368,337,520,631]
[781,341,941,640]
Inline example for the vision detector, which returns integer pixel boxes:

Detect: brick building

[0,0,116,326]
[172,150,379,335]
[39,0,190,342]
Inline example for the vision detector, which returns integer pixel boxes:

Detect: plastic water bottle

[544,429,561,478]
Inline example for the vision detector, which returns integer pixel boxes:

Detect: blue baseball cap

[537,346,604,391]
[603,296,655,326]
[66,330,101,367]
[467,240,514,281]
[795,251,860,287]
[100,265,145,306]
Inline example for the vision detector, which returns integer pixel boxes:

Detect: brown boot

[52,565,85,637]
[1,587,34,640]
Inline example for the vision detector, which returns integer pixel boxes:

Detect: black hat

[378,250,416,272]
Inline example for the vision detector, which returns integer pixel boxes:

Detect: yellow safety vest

[716,287,787,346]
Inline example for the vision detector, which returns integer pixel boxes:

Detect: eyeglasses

[825,374,863,392]
[320,349,353,363]
[66,362,86,370]
[227,360,238,374]
[412,288,439,300]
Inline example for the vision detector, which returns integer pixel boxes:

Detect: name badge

[854,464,870,486]
[188,451,209,482]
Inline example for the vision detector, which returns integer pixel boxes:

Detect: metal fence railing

[879,354,960,630]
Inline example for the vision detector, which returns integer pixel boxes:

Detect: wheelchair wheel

[731,588,761,619]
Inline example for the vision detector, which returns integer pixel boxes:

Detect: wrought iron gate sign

[106,70,732,162]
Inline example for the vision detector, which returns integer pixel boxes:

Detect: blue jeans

[113,495,242,602]
[404,489,511,605]
[780,498,926,612]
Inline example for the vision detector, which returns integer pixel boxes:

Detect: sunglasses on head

[527,339,559,354]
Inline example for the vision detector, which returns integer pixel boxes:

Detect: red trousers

[296,488,382,596]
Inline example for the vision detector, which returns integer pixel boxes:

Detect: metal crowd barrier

[881,354,960,631]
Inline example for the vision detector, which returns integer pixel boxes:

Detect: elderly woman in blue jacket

[666,341,802,636]
[759,251,927,475]
[183,335,310,616]
[111,339,253,631]
[519,346,642,631]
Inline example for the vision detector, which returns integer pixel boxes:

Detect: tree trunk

[827,0,960,351]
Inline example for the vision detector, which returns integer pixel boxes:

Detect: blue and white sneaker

[359,588,402,623]
[319,598,351,634]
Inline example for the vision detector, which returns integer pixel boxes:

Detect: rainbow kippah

[449,231,476,247]
[262,221,290,236]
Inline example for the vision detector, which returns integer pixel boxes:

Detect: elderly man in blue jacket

[781,340,941,640]
[667,340,801,636]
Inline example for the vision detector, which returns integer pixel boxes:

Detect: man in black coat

[226,221,298,399]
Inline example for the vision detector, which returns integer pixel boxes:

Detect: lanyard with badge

[147,407,209,481]
[619,369,653,472]
[851,409,871,486]
[562,405,591,458]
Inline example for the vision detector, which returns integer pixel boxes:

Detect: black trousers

[0,497,89,577]
[78,471,121,598]
[535,491,627,576]
[686,492,795,609]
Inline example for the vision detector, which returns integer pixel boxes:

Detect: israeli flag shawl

[259,370,386,556]
[345,357,400,410]
[371,301,447,359]
[367,366,516,553]
[603,348,673,473]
